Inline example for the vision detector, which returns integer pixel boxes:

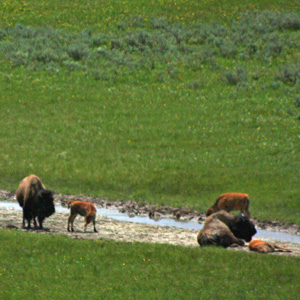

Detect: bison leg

[67,213,77,232]
[89,214,97,232]
[272,244,292,253]
[38,216,45,230]
[33,217,39,230]
[220,233,245,248]
[93,216,97,233]
[240,207,251,218]
[25,217,32,229]
[242,199,251,218]
[23,207,32,229]
[84,214,97,232]
[83,217,88,232]
[22,210,26,229]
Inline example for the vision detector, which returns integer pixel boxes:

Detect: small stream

[1,201,300,244]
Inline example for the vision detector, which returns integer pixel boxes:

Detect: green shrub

[67,44,89,61]
[276,64,300,85]
[224,66,248,85]
[219,39,238,58]
[1,12,300,76]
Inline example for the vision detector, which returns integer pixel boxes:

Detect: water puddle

[1,201,300,244]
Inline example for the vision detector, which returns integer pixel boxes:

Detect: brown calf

[248,239,291,254]
[206,193,251,218]
[67,200,97,232]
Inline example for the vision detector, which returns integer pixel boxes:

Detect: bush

[62,60,83,71]
[224,66,248,85]
[1,12,299,79]
[218,39,238,58]
[67,44,89,61]
[279,13,300,30]
[276,64,300,85]
[91,33,108,47]
[294,95,300,107]
[150,17,170,29]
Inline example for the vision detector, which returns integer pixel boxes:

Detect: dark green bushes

[224,66,248,85]
[276,64,300,85]
[1,12,300,86]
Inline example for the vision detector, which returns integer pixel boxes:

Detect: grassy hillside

[0,1,300,223]
[0,229,299,300]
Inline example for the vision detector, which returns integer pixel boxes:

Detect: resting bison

[16,175,55,230]
[67,200,97,232]
[197,210,256,248]
[248,239,292,254]
[206,193,251,218]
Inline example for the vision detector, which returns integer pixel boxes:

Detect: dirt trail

[1,190,300,257]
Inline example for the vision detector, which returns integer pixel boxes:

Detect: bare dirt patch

[1,189,300,257]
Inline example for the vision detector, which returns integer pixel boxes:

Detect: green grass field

[1,1,300,223]
[0,229,299,300]
[1,1,300,299]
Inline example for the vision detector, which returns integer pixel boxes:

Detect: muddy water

[1,201,300,244]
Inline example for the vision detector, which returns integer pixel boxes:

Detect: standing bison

[206,193,251,218]
[197,210,256,248]
[16,175,55,230]
[67,200,98,233]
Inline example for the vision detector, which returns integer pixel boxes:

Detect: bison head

[230,214,256,242]
[37,189,55,217]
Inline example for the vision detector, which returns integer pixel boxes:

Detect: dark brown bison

[206,193,251,218]
[197,210,256,248]
[67,200,97,232]
[16,175,55,230]
[248,239,292,254]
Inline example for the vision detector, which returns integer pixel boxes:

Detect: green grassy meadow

[1,1,300,299]
[0,229,299,300]
[1,1,300,224]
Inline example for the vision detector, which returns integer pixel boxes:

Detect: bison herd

[14,175,291,254]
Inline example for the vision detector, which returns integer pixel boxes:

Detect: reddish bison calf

[248,239,292,254]
[67,200,98,233]
[16,175,55,230]
[206,193,251,218]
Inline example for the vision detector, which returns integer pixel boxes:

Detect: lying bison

[197,210,256,248]
[67,200,97,233]
[16,175,55,230]
[248,239,292,254]
[206,193,251,218]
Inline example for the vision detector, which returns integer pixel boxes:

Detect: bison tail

[67,200,74,208]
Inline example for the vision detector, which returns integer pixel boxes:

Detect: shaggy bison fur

[67,200,97,232]
[197,210,256,248]
[206,193,251,218]
[16,175,55,230]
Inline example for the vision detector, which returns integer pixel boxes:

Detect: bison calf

[197,210,256,248]
[206,193,251,218]
[67,200,97,233]
[16,175,55,230]
[248,239,292,254]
